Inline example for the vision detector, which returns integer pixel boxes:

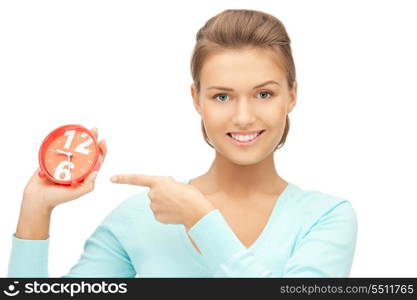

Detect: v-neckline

[177,179,295,268]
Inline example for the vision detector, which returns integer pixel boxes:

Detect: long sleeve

[7,234,50,277]
[8,213,136,278]
[188,200,358,277]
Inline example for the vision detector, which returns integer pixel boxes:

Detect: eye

[213,93,230,102]
[212,91,274,102]
[257,91,273,99]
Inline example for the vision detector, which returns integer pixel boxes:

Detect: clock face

[40,125,99,183]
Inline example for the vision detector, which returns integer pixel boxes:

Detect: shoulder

[97,189,152,235]
[98,178,190,234]
[287,183,358,235]
[110,190,151,217]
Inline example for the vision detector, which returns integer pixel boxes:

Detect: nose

[231,97,256,128]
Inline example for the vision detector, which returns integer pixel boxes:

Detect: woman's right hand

[22,127,107,211]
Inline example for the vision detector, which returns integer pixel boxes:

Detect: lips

[226,129,265,143]
[227,129,265,138]
[227,130,264,136]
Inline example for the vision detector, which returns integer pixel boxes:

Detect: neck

[201,151,287,199]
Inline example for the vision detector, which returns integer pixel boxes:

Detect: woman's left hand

[110,174,215,230]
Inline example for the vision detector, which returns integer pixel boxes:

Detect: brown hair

[190,9,296,151]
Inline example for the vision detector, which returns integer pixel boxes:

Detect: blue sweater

[7,180,358,277]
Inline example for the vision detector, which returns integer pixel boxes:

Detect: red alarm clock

[38,124,103,186]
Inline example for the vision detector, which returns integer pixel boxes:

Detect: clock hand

[54,149,74,158]
[67,152,72,179]
[54,149,70,156]
[53,149,74,180]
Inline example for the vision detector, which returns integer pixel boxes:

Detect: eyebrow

[207,80,280,91]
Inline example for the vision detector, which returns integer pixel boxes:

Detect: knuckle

[154,214,165,223]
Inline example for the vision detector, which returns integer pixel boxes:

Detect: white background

[1,0,416,277]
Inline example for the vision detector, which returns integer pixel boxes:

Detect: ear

[287,80,297,114]
[191,83,202,116]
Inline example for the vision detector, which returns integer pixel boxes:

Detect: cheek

[262,103,287,130]
[202,104,228,133]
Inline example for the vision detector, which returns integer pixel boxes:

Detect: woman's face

[191,47,297,166]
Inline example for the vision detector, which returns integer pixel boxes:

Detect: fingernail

[111,176,118,182]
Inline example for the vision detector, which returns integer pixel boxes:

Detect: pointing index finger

[110,174,160,187]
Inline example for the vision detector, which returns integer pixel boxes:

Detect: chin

[224,150,269,166]
[230,158,262,166]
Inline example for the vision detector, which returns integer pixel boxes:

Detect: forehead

[200,48,286,86]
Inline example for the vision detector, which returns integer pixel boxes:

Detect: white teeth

[230,131,261,142]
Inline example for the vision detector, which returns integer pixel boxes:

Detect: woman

[8,9,357,277]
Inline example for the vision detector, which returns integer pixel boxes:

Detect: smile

[226,130,265,146]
